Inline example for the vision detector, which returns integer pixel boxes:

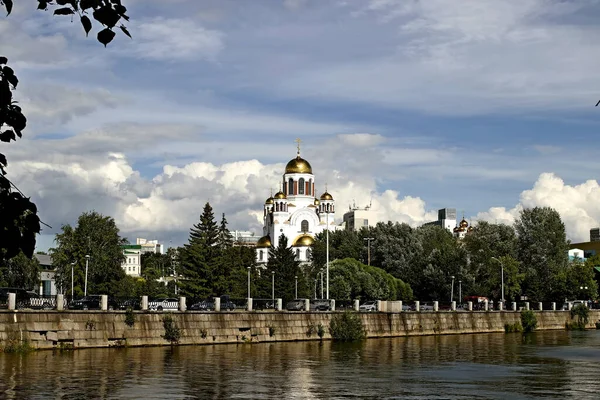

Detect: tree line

[311,207,598,303]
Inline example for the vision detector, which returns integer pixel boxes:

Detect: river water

[1,330,600,399]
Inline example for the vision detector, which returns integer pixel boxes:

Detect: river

[1,330,600,399]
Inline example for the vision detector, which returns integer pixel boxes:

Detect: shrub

[124,307,135,327]
[595,321,600,330]
[200,329,208,339]
[329,311,365,341]
[569,305,589,330]
[504,322,523,333]
[520,310,537,333]
[317,323,326,339]
[268,325,275,337]
[85,319,96,331]
[162,315,181,344]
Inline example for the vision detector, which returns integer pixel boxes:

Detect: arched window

[301,220,309,233]
[296,249,300,260]
[299,178,305,194]
[259,250,263,261]
[308,179,312,195]
[306,249,312,260]
[288,178,294,195]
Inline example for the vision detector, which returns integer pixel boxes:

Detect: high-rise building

[422,208,458,232]
[590,228,600,242]
[343,201,373,232]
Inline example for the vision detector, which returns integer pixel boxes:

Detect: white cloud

[128,17,224,61]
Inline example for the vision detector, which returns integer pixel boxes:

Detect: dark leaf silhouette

[37,1,48,10]
[0,56,7,65]
[81,15,92,36]
[0,129,16,142]
[2,0,12,16]
[120,25,131,38]
[0,153,6,167]
[94,6,120,28]
[54,7,74,15]
[97,28,116,47]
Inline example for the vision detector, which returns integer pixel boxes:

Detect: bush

[162,315,181,344]
[329,311,365,341]
[504,322,523,333]
[268,325,275,337]
[306,324,316,337]
[317,323,326,339]
[520,310,537,333]
[569,304,589,330]
[595,321,600,330]
[124,307,135,327]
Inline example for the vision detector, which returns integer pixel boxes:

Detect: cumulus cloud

[475,173,600,242]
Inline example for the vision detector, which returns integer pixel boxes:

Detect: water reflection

[0,330,599,399]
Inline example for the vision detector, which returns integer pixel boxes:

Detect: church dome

[274,191,287,199]
[314,198,320,206]
[459,219,468,228]
[292,234,315,247]
[256,235,272,248]
[320,191,333,201]
[265,197,274,205]
[285,156,313,174]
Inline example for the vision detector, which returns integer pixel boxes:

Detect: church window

[299,178,305,194]
[306,249,312,260]
[259,250,264,261]
[301,220,309,233]
[308,179,312,195]
[296,249,300,260]
[288,178,294,195]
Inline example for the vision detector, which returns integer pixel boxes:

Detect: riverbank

[1,310,598,350]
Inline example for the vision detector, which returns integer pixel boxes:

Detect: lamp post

[247,267,251,298]
[364,237,375,266]
[84,255,90,297]
[70,261,76,298]
[271,271,275,301]
[491,257,505,303]
[450,275,455,303]
[326,210,330,300]
[295,275,298,299]
[320,269,324,299]
[459,280,462,304]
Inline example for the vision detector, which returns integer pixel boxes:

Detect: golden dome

[256,235,272,248]
[285,156,313,174]
[467,226,474,232]
[274,191,286,199]
[320,191,333,201]
[459,219,468,228]
[292,234,315,247]
[265,197,274,205]
[314,198,320,206]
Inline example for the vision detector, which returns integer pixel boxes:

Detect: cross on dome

[295,138,302,155]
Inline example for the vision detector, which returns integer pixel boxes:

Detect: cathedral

[255,141,339,264]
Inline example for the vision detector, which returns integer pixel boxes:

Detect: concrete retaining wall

[0,310,598,350]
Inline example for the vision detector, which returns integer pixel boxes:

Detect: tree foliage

[262,234,308,302]
[50,211,127,296]
[0,251,40,289]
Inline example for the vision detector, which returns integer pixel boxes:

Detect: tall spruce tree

[265,234,304,302]
[179,202,219,298]
[212,213,234,296]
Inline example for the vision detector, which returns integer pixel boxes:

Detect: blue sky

[3,0,600,250]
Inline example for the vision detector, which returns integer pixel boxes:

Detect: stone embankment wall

[0,310,598,350]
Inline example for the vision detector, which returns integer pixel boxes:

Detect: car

[69,295,116,310]
[402,304,411,311]
[148,297,179,311]
[359,301,377,312]
[0,287,43,309]
[310,300,331,311]
[286,299,305,311]
[420,303,434,311]
[189,295,237,311]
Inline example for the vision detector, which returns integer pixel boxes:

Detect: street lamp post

[271,271,275,301]
[326,211,330,299]
[295,275,298,299]
[450,275,455,303]
[247,267,251,298]
[320,269,324,299]
[459,280,462,304]
[84,255,90,297]
[71,262,75,298]
[491,257,505,303]
[363,237,375,266]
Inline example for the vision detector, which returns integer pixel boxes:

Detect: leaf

[120,25,131,38]
[37,1,47,11]
[81,15,92,36]
[56,0,70,5]
[0,153,6,167]
[93,6,121,28]
[6,74,18,88]
[0,129,16,143]
[4,0,12,16]
[80,0,96,10]
[97,28,116,47]
[0,56,6,64]
[54,7,74,15]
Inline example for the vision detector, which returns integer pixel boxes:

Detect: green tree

[488,255,524,303]
[50,211,127,296]
[311,229,364,269]
[566,258,598,301]
[463,221,518,297]
[178,202,220,298]
[0,251,40,289]
[265,234,306,302]
[515,207,569,302]
[0,1,131,262]
[368,222,422,282]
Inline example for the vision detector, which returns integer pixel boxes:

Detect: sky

[2,0,600,251]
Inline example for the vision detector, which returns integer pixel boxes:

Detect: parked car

[310,300,331,311]
[286,299,305,311]
[189,296,236,311]
[402,304,411,311]
[359,301,377,312]
[148,297,179,311]
[69,295,116,310]
[0,287,41,309]
[420,302,434,311]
